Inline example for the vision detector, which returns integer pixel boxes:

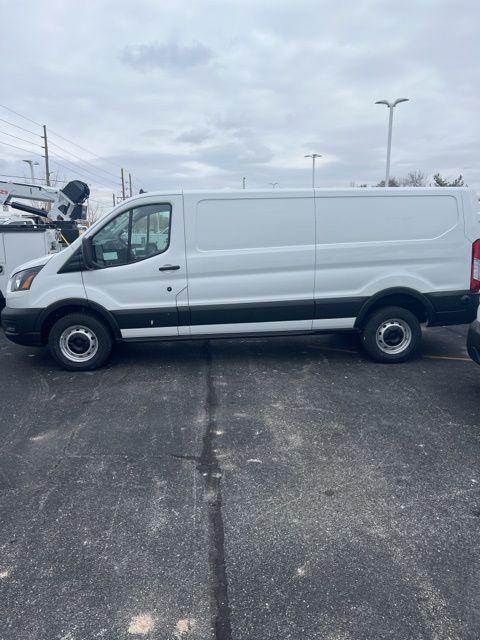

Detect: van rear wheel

[48,313,112,371]
[360,306,421,363]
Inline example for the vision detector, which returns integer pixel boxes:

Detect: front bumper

[1,306,43,346]
[467,320,480,365]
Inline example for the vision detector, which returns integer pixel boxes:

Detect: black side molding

[425,290,478,326]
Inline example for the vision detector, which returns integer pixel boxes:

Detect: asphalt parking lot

[0,325,479,640]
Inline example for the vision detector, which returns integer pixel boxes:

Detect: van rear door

[461,189,480,242]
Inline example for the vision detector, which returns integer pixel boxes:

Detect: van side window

[130,205,171,261]
[92,203,171,267]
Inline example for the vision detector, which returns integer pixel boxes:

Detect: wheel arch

[36,298,121,344]
[354,287,435,329]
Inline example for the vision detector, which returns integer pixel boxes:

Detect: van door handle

[158,264,180,271]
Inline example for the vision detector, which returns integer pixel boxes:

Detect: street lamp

[22,159,39,184]
[269,182,279,188]
[375,98,409,186]
[304,153,322,188]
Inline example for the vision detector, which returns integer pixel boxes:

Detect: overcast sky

[0,0,479,209]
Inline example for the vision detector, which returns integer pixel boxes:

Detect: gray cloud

[120,40,213,71]
[199,141,274,169]
[175,128,211,144]
[140,128,171,138]
[0,0,479,211]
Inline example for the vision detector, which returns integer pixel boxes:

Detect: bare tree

[377,171,428,187]
[400,170,427,187]
[49,170,66,188]
[376,177,400,187]
[86,201,104,224]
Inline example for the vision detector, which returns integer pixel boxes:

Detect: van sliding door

[183,192,316,335]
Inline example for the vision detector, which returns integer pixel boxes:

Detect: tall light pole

[375,98,409,186]
[304,153,322,188]
[242,177,246,190]
[269,182,279,188]
[22,159,39,184]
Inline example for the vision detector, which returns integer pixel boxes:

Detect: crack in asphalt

[172,341,232,640]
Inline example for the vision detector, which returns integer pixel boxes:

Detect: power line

[0,173,37,180]
[0,137,119,188]
[47,127,143,189]
[1,162,125,208]
[0,104,42,127]
[47,134,141,191]
[0,117,42,137]
[0,173,68,185]
[47,144,121,186]
[0,173,29,180]
[47,127,124,171]
[49,160,110,188]
[48,138,121,182]
[0,129,44,148]
[0,104,142,190]
[0,139,44,157]
[46,129,143,190]
[49,156,118,189]
[50,153,121,187]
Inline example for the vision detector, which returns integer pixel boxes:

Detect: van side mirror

[82,236,101,269]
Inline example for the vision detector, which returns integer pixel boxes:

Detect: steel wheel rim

[375,318,412,355]
[59,325,98,362]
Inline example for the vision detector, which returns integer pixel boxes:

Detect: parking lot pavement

[0,326,479,640]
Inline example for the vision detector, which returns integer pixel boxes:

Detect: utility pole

[112,193,116,207]
[121,168,126,200]
[304,154,322,188]
[242,177,246,190]
[43,125,51,186]
[129,172,133,197]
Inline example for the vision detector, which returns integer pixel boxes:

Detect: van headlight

[10,266,43,292]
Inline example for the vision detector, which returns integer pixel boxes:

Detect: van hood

[12,253,53,273]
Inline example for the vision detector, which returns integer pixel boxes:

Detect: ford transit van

[2,187,479,370]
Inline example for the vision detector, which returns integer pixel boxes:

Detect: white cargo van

[1,188,479,370]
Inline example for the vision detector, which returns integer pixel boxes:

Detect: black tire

[48,312,112,371]
[360,306,421,363]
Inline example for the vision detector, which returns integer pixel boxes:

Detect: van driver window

[92,203,171,267]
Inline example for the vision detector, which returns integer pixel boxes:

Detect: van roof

[123,186,475,202]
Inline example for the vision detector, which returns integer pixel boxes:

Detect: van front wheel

[360,306,421,363]
[48,313,112,371]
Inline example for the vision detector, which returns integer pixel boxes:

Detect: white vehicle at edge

[1,187,479,370]
[0,227,60,306]
[0,179,90,307]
